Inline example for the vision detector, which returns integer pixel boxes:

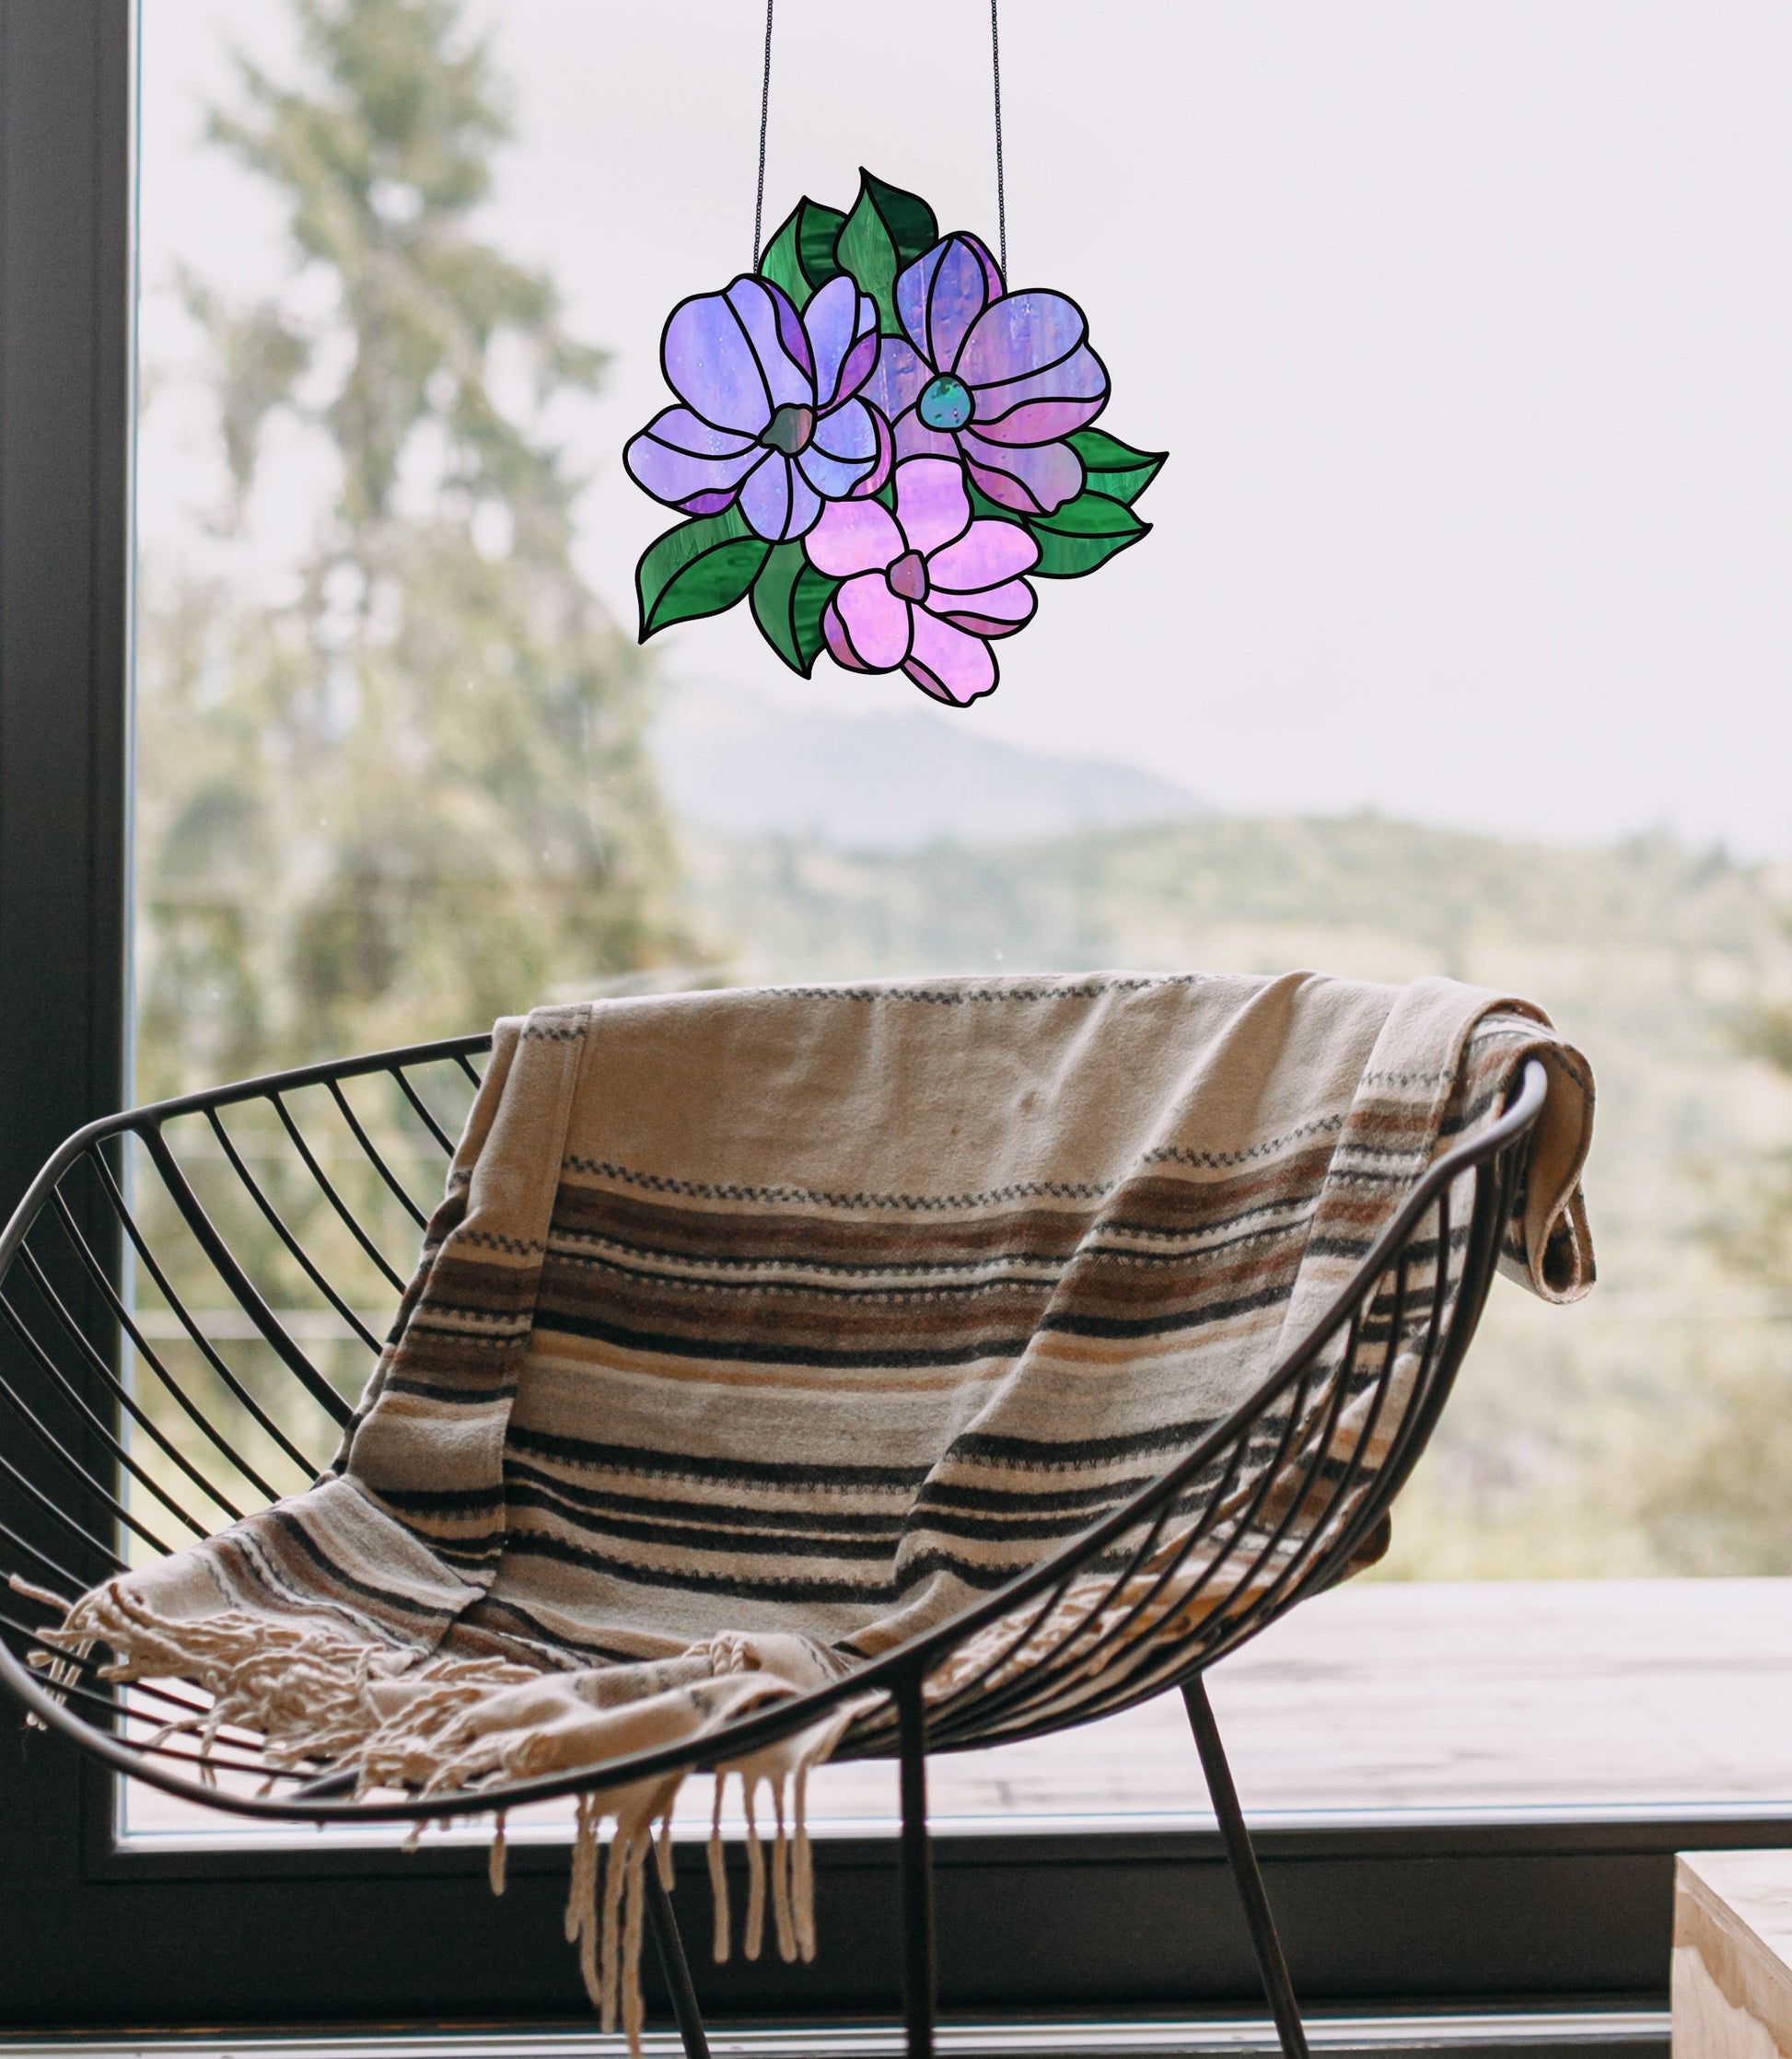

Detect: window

[4,0,1791,2036]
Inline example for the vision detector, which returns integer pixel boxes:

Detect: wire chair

[0,1032,1550,2059]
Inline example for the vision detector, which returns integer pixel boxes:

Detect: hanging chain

[990,0,1007,277]
[753,0,1006,277]
[753,0,775,267]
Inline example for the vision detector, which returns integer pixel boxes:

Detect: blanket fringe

[25,1541,1308,2059]
[707,1774,731,1963]
[41,1578,862,2059]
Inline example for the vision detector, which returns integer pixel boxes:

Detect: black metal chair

[0,1031,1549,2059]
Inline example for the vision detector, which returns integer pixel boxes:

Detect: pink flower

[806,458,1039,705]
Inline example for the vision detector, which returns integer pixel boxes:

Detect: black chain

[753,1,1006,278]
[991,0,1007,276]
[753,0,774,267]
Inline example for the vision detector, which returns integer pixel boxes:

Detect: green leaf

[1026,488,1149,579]
[833,169,938,335]
[797,200,846,291]
[751,542,838,677]
[857,170,937,267]
[760,199,846,308]
[1067,427,1169,506]
[834,196,899,337]
[758,204,809,306]
[636,507,769,641]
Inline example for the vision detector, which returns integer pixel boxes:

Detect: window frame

[1,3,1787,2039]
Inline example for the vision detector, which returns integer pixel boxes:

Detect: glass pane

[128,0,1792,1855]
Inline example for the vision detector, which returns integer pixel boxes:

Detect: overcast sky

[140,2,1792,855]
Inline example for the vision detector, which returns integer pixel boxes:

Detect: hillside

[652,685,1205,848]
[673,812,1792,1579]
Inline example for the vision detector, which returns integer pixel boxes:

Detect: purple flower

[625,273,893,541]
[862,234,1108,518]
[806,458,1039,705]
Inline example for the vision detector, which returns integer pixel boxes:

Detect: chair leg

[645,1846,712,2059]
[1181,1677,1310,2059]
[896,1669,937,2059]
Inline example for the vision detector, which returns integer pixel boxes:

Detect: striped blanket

[52,971,1593,2039]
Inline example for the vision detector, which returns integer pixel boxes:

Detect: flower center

[888,551,929,604]
[916,374,973,433]
[760,403,815,455]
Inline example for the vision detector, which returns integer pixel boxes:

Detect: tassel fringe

[32,1575,862,2058]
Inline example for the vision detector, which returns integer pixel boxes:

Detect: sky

[138,1,1792,855]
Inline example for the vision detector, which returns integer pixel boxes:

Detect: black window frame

[3,3,1789,2038]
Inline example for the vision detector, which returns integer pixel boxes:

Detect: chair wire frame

[0,1034,1549,2059]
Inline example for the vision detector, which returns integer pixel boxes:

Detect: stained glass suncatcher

[626,171,1166,706]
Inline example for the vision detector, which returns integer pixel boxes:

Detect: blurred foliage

[125,0,694,1515]
[135,0,690,1102]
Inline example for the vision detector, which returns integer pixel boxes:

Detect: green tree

[135,0,690,1100]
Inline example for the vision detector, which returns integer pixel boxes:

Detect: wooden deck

[122,1578,1792,1842]
[777,1576,1792,1830]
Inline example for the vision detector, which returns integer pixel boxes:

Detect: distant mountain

[650,684,1205,849]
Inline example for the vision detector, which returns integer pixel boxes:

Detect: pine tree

[135,0,689,1099]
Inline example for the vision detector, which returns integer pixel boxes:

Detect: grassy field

[677,812,1792,1579]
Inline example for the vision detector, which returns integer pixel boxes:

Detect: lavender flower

[626,273,892,542]
[863,234,1108,517]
